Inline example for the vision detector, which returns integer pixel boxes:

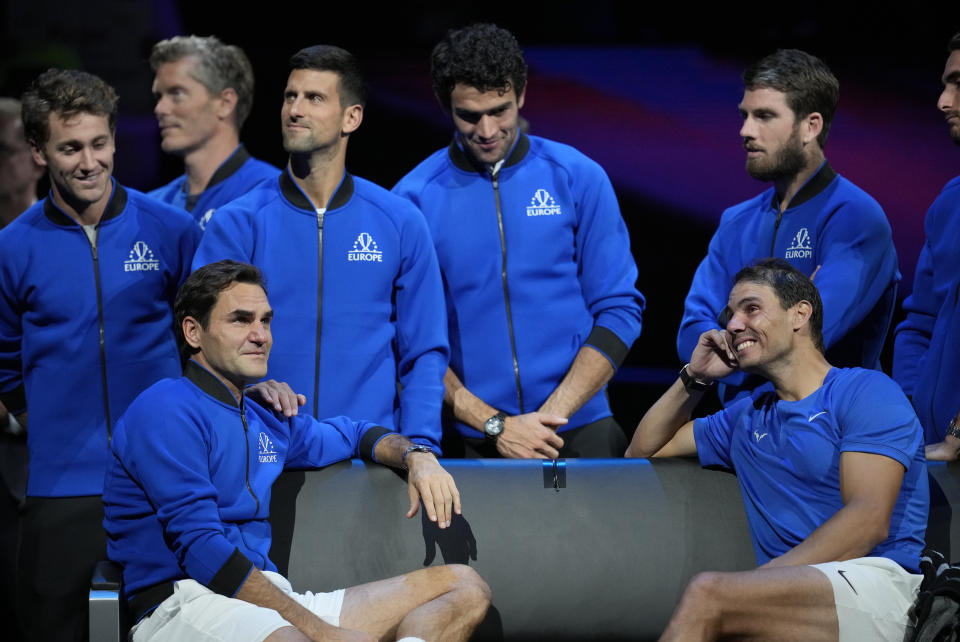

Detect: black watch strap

[679,364,713,391]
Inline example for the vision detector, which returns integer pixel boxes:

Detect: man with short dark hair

[678,49,899,406]
[393,24,645,458]
[0,69,199,642]
[193,45,449,453]
[148,35,278,229]
[628,258,927,641]
[896,32,960,459]
[103,260,488,642]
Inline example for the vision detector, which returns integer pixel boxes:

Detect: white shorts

[129,571,345,642]
[810,557,922,641]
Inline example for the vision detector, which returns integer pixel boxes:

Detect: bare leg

[661,566,838,641]
[339,564,490,642]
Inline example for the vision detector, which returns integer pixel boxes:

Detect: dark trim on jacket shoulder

[43,180,128,227]
[184,360,239,408]
[447,133,531,174]
[279,169,354,211]
[585,326,630,368]
[207,145,252,190]
[773,162,838,210]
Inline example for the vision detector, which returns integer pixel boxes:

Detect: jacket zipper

[239,398,260,514]
[313,207,325,418]
[769,206,784,257]
[86,227,112,442]
[491,172,524,413]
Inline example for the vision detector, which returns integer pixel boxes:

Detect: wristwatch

[401,444,434,469]
[483,412,506,440]
[679,364,713,391]
[948,416,960,440]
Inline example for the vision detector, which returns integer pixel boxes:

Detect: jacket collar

[43,178,127,227]
[279,167,354,211]
[184,360,241,408]
[772,161,837,211]
[447,133,530,174]
[204,144,251,191]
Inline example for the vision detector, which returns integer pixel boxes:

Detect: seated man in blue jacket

[629,259,927,641]
[677,49,898,406]
[103,260,489,642]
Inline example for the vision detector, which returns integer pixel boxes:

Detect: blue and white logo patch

[526,189,562,217]
[785,227,813,259]
[347,232,383,263]
[124,241,160,272]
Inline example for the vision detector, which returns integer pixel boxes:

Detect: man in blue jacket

[0,69,200,642]
[393,24,645,458]
[104,260,487,642]
[193,45,449,453]
[897,32,960,456]
[148,35,278,230]
[677,49,899,406]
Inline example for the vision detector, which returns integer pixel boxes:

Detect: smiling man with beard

[628,259,927,641]
[678,49,899,406]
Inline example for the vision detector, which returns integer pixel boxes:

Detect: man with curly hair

[394,24,645,458]
[148,35,278,229]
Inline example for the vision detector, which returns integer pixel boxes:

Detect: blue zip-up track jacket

[103,360,391,604]
[0,183,199,496]
[393,134,645,438]
[193,170,448,450]
[148,144,279,230]
[678,163,899,405]
[894,175,960,442]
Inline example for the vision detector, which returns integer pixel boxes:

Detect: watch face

[484,415,504,437]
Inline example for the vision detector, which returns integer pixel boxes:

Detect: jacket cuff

[359,426,394,462]
[585,326,629,369]
[0,385,26,415]
[209,548,255,597]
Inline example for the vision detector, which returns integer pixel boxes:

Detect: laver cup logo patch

[526,189,562,217]
[124,241,160,272]
[348,232,383,263]
[258,432,278,463]
[785,227,813,259]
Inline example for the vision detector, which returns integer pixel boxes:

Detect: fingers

[406,480,420,519]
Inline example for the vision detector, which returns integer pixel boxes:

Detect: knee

[448,564,491,614]
[678,572,726,616]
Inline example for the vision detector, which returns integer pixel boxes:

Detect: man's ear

[801,112,823,146]
[341,103,363,135]
[217,87,239,122]
[792,300,813,333]
[29,140,47,169]
[182,316,203,350]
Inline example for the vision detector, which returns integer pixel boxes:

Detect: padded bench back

[269,458,756,640]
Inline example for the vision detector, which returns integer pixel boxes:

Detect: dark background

[3,1,957,423]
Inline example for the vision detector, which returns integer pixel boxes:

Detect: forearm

[538,345,614,418]
[235,568,338,639]
[443,367,497,431]
[372,432,425,468]
[762,502,889,569]
[626,377,703,458]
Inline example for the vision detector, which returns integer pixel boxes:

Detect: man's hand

[405,452,461,529]
[688,329,739,383]
[245,380,306,417]
[496,412,567,459]
[926,434,960,462]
